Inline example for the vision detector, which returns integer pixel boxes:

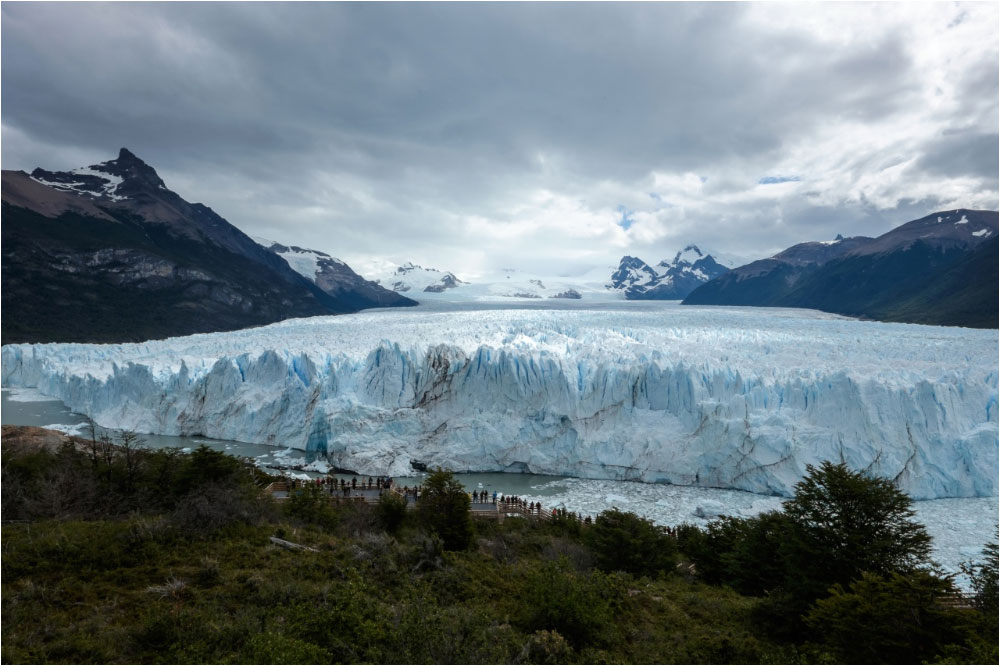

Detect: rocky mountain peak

[28,148,167,202]
[95,148,167,193]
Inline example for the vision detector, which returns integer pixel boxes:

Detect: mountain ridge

[608,245,732,300]
[683,209,998,328]
[1,149,414,344]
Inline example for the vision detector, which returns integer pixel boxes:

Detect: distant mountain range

[607,245,733,300]
[1,149,414,344]
[684,209,998,328]
[252,238,413,308]
[373,262,467,293]
[3,148,994,342]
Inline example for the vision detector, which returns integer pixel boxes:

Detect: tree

[586,508,676,577]
[700,511,791,595]
[781,461,933,603]
[804,570,966,664]
[377,491,408,534]
[417,468,472,551]
[960,532,998,618]
[117,430,144,494]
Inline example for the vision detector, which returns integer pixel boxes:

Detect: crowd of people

[468,490,592,523]
[279,477,594,524]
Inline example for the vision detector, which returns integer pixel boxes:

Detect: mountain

[608,245,733,299]
[253,238,415,308]
[683,209,999,328]
[374,262,467,293]
[1,148,410,344]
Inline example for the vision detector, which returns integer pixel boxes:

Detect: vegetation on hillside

[2,433,996,664]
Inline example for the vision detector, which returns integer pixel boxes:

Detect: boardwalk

[263,480,585,523]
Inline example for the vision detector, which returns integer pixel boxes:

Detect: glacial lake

[3,385,995,584]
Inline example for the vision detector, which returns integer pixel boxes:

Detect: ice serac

[1,306,996,499]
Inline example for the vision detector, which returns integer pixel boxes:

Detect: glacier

[1,302,996,499]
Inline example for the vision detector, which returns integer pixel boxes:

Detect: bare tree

[118,430,145,494]
[84,417,101,469]
[99,432,116,484]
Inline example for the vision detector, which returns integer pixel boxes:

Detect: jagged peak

[116,147,144,165]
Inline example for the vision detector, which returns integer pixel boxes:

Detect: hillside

[1,149,413,344]
[684,210,998,328]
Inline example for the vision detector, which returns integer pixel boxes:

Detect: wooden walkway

[263,480,582,523]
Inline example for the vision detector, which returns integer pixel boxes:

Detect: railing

[937,594,975,610]
[264,480,588,523]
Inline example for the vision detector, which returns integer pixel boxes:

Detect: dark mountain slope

[682,236,873,306]
[1,150,412,344]
[845,237,998,328]
[683,209,998,328]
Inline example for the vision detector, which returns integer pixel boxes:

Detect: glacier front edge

[2,304,996,499]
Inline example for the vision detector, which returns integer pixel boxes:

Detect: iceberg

[2,303,996,499]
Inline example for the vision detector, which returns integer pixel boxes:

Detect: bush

[173,482,274,534]
[243,632,329,664]
[377,491,408,534]
[284,483,337,530]
[960,533,998,619]
[586,508,676,577]
[417,468,472,551]
[687,511,790,595]
[516,559,618,649]
[805,570,968,664]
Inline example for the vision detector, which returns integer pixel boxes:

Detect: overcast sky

[3,2,997,278]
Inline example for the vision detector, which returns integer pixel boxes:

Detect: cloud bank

[3,2,997,277]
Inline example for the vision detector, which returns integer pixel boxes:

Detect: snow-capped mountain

[371,263,622,301]
[253,239,414,308]
[374,262,467,293]
[1,148,412,344]
[608,245,733,300]
[684,209,998,328]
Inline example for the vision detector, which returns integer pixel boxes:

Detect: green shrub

[586,508,676,577]
[960,533,998,619]
[285,483,338,530]
[805,570,969,664]
[516,559,618,649]
[377,491,408,534]
[244,632,330,664]
[417,468,472,551]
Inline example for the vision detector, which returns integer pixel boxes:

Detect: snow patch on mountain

[370,262,466,293]
[3,304,995,500]
[251,237,347,282]
[30,163,128,202]
[610,245,735,299]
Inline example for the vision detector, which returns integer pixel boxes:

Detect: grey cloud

[2,2,996,273]
[915,130,999,181]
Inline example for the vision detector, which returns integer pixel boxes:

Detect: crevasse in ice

[2,305,996,499]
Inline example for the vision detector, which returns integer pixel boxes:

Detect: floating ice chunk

[41,423,87,436]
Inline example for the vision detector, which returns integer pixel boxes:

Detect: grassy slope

[0,435,784,665]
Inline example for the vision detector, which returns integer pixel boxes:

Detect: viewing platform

[263,479,587,523]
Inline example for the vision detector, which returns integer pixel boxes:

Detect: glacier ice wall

[2,305,996,499]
